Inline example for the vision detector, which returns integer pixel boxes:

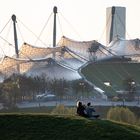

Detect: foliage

[0,72,96,107]
[0,74,42,108]
[52,78,69,97]
[71,79,93,98]
[51,104,76,115]
[0,74,71,108]
[122,77,137,101]
[107,107,136,125]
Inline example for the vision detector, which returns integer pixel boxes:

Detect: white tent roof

[108,37,140,57]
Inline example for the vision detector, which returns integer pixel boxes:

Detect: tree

[71,79,93,99]
[0,74,49,106]
[51,78,69,101]
[123,77,136,101]
[1,77,20,108]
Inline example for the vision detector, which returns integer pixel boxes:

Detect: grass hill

[0,114,140,140]
[81,62,140,97]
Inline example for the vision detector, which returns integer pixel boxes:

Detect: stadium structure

[0,6,140,99]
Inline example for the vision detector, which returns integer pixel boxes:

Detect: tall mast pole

[12,14,20,73]
[53,6,57,58]
[12,14,19,58]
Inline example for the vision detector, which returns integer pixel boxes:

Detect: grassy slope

[81,62,140,96]
[0,114,140,140]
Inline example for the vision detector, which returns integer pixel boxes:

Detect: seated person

[76,101,88,117]
[86,102,100,119]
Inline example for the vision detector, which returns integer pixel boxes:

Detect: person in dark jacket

[76,101,88,117]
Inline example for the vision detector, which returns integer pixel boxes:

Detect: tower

[106,6,126,45]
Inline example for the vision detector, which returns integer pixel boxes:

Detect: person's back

[86,102,100,119]
[86,102,95,117]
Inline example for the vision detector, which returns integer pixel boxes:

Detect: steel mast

[53,6,57,59]
[12,14,19,58]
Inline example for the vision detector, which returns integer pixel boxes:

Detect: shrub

[51,104,76,115]
[138,118,140,126]
[107,107,136,125]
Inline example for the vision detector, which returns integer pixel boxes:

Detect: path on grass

[17,100,140,108]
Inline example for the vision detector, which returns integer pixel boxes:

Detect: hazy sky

[0,0,140,55]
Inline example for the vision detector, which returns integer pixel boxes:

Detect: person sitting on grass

[76,101,88,117]
[86,102,100,119]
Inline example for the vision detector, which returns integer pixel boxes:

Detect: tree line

[0,74,93,108]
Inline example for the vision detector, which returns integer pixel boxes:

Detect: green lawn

[0,114,140,140]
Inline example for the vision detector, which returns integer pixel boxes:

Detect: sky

[0,0,140,56]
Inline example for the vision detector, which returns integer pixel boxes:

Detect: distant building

[106,6,126,45]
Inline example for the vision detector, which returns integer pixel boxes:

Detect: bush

[107,107,136,125]
[51,104,76,115]
[138,118,140,126]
